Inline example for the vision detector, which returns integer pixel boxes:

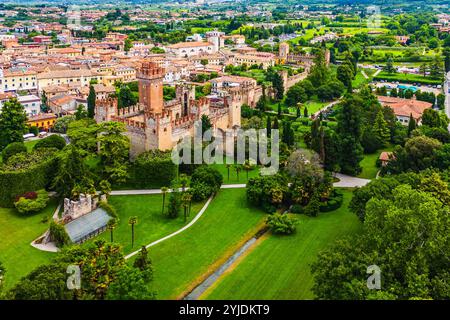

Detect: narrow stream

[183,227,268,300]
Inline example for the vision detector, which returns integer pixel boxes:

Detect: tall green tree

[87,85,96,118]
[407,113,416,136]
[0,98,27,150]
[336,97,363,175]
[118,85,137,109]
[312,184,450,300]
[98,122,130,184]
[373,110,390,146]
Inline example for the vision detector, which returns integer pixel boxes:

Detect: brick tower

[137,61,165,114]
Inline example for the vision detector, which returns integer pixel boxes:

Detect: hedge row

[0,155,58,207]
[373,74,442,85]
[290,189,344,214]
[131,150,178,188]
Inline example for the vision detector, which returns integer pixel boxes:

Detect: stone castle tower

[138,61,164,114]
[95,61,241,158]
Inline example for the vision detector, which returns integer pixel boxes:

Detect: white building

[166,41,216,58]
[18,94,41,117]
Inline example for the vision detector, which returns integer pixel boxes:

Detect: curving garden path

[32,177,370,256]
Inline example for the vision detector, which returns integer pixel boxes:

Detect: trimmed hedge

[132,150,177,188]
[33,135,66,151]
[1,142,27,164]
[373,73,442,85]
[319,189,344,212]
[0,150,58,207]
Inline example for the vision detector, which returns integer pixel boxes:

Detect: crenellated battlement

[137,61,165,80]
[117,104,145,117]
[172,114,196,127]
[97,97,118,108]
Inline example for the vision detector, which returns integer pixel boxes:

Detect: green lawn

[352,68,375,88]
[97,195,207,254]
[374,71,443,85]
[304,99,329,115]
[210,161,260,184]
[144,188,265,299]
[202,189,362,300]
[0,200,58,289]
[358,146,394,179]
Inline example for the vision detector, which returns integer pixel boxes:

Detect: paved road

[333,173,370,188]
[110,184,247,196]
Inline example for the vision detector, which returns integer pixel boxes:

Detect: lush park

[202,189,362,300]
[141,188,266,299]
[96,194,207,254]
[0,200,57,290]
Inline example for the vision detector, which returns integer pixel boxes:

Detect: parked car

[23,133,35,140]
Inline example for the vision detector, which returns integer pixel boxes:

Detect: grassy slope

[146,188,265,299]
[0,200,57,289]
[358,145,394,179]
[96,195,206,254]
[202,190,362,300]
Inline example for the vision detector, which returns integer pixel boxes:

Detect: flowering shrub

[14,190,50,215]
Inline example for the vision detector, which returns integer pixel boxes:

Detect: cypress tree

[407,113,416,136]
[87,85,96,118]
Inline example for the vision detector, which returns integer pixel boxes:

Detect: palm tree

[243,160,252,180]
[161,186,169,214]
[107,218,117,242]
[225,164,231,181]
[184,192,193,218]
[128,216,138,248]
[234,164,242,181]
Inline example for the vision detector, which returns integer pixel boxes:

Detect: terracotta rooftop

[378,96,432,121]
[167,41,213,49]
[379,151,394,162]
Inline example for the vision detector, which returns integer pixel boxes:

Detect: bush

[0,149,58,207]
[290,204,304,214]
[190,166,222,200]
[190,182,215,201]
[246,175,288,213]
[34,135,66,151]
[29,126,39,136]
[49,221,71,247]
[319,189,344,212]
[2,142,27,164]
[133,150,177,188]
[266,213,298,234]
[14,190,50,215]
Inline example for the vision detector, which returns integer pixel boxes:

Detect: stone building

[95,61,242,158]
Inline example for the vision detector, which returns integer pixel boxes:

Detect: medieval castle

[95,61,243,157]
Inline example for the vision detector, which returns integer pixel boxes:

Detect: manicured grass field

[210,161,260,184]
[202,189,362,300]
[98,195,207,254]
[0,200,58,289]
[352,68,374,88]
[144,188,266,299]
[374,71,443,85]
[304,99,328,115]
[358,145,394,179]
